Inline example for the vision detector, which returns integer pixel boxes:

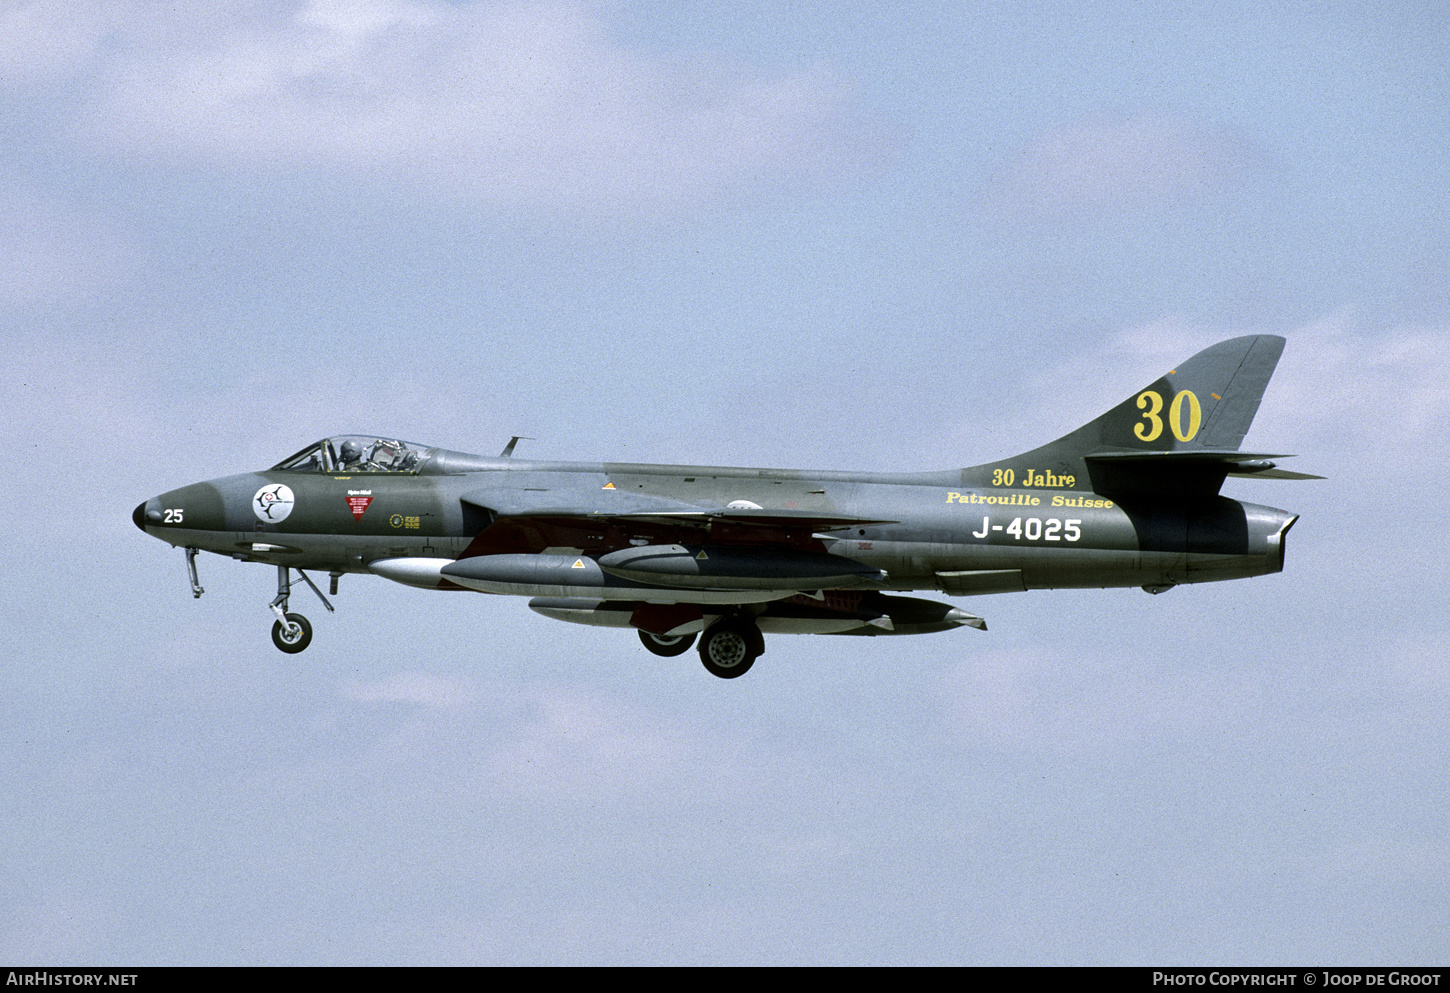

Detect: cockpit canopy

[272,436,433,474]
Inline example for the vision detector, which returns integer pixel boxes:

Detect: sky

[3,0,1448,966]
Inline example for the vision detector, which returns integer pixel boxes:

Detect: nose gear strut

[267,564,335,653]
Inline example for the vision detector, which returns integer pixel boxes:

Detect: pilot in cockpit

[338,439,367,471]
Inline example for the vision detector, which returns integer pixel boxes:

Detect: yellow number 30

[1135,390,1202,443]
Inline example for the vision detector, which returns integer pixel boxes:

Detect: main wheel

[697,621,762,679]
[639,630,697,657]
[271,612,313,653]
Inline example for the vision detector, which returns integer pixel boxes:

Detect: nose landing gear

[271,612,313,653]
[267,564,334,654]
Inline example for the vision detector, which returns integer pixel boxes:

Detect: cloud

[986,110,1259,220]
[29,0,886,218]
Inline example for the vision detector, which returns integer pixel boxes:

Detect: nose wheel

[267,564,333,653]
[271,612,313,653]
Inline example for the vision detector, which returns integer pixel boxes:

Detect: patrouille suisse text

[948,491,1114,509]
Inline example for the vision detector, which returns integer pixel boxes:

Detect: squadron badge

[252,483,295,523]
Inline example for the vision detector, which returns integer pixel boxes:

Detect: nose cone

[134,500,151,532]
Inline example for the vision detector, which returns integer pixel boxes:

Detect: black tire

[639,630,697,657]
[697,621,761,679]
[271,612,312,653]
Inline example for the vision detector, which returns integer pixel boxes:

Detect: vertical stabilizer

[965,335,1289,495]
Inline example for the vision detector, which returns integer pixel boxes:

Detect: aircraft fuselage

[136,456,1294,595]
[134,335,1308,676]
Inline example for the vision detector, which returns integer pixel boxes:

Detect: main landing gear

[637,619,765,678]
[267,564,335,654]
[696,620,764,679]
[638,630,696,657]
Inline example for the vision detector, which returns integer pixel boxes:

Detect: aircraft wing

[461,486,701,519]
[516,508,896,531]
[459,487,894,559]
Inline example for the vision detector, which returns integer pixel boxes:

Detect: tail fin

[968,335,1311,497]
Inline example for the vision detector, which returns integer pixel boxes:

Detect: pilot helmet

[339,440,363,464]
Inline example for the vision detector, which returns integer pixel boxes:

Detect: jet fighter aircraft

[134,335,1315,678]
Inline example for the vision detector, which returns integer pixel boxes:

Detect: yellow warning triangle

[602,482,615,489]
[696,550,709,560]
[572,559,586,569]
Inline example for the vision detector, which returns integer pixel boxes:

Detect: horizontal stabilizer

[1084,449,1294,465]
[1084,448,1322,495]
[1226,466,1325,480]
